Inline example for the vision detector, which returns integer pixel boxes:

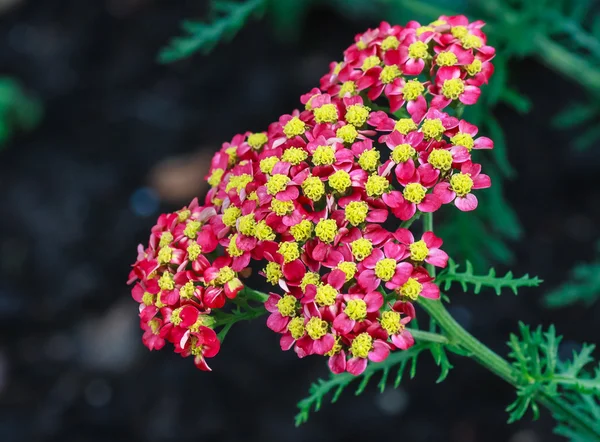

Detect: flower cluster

[129,15,495,375]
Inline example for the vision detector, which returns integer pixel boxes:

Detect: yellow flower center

[325,336,343,356]
[290,219,314,242]
[281,147,308,165]
[215,266,236,285]
[339,81,357,97]
[266,174,290,196]
[450,173,474,197]
[179,281,195,300]
[315,219,338,244]
[247,132,268,149]
[345,201,369,226]
[314,104,339,124]
[336,125,358,144]
[391,143,416,163]
[225,146,238,167]
[277,294,297,317]
[302,176,325,201]
[358,149,380,171]
[345,104,370,127]
[403,182,426,204]
[288,316,305,339]
[183,220,201,239]
[278,241,300,263]
[430,19,447,26]
[375,258,397,281]
[187,243,202,261]
[361,55,381,71]
[259,156,279,174]
[408,41,429,59]
[238,214,256,237]
[356,41,367,50]
[365,174,389,197]
[442,78,465,100]
[158,272,175,290]
[380,310,402,334]
[450,132,475,150]
[255,220,276,241]
[337,261,357,281]
[227,234,244,257]
[416,26,433,36]
[300,272,321,292]
[312,145,335,166]
[265,262,283,285]
[350,238,373,261]
[157,246,173,265]
[381,35,399,51]
[399,277,423,300]
[315,284,338,306]
[142,291,154,306]
[410,240,429,261]
[428,149,453,170]
[189,315,215,333]
[421,118,445,140]
[379,65,401,84]
[225,173,253,193]
[148,319,161,335]
[451,26,468,38]
[466,59,482,76]
[222,206,242,227]
[283,117,306,138]
[170,308,183,326]
[350,332,373,358]
[329,170,352,193]
[306,317,329,340]
[271,199,294,216]
[177,209,191,222]
[345,299,367,320]
[403,80,424,101]
[207,168,224,187]
[159,232,173,248]
[436,51,458,66]
[461,33,482,49]
[395,118,417,135]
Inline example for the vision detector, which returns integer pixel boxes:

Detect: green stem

[410,329,449,344]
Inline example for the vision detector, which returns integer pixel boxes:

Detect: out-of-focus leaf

[552,103,598,129]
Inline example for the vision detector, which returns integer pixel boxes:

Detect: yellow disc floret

[339,80,357,97]
[395,118,418,135]
[281,147,308,165]
[350,332,373,358]
[187,243,202,261]
[358,149,380,172]
[207,168,224,187]
[177,209,191,222]
[329,170,352,193]
[288,316,305,339]
[247,132,268,149]
[278,241,300,263]
[409,240,429,262]
[225,173,253,193]
[403,80,425,101]
[158,272,175,291]
[375,258,397,281]
[361,55,381,71]
[345,299,367,320]
[300,272,321,292]
[399,277,423,300]
[222,206,242,227]
[159,232,173,248]
[337,261,357,281]
[314,104,339,124]
[403,182,426,204]
[450,132,475,150]
[345,104,370,127]
[271,199,294,216]
[428,149,453,171]
[264,262,283,285]
[183,220,201,239]
[436,51,458,66]
[315,284,338,306]
[276,294,297,317]
[408,41,429,59]
[238,214,256,237]
[416,26,433,36]
[170,307,183,326]
[302,176,325,201]
[283,116,306,138]
[306,317,329,340]
[451,26,468,38]
[255,220,276,241]
[391,143,416,163]
[312,145,336,166]
[266,174,290,196]
[260,156,279,174]
[380,311,402,334]
[227,234,244,257]
[442,78,465,100]
[345,201,369,226]
[214,266,236,285]
[421,118,445,140]
[461,33,482,49]
[157,246,173,265]
[336,125,358,144]
[142,291,154,306]
[351,238,373,261]
[290,219,314,242]
[380,65,401,84]
[466,59,482,76]
[365,174,389,197]
[450,173,474,197]
[315,219,338,244]
[381,35,399,51]
[179,281,196,300]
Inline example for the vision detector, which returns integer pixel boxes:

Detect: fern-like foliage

[544,247,600,307]
[295,340,453,426]
[158,0,266,63]
[506,323,600,440]
[436,258,542,295]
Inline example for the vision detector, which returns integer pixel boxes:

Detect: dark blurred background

[1,1,599,441]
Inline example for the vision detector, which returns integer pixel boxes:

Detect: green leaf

[552,103,598,129]
[436,259,543,295]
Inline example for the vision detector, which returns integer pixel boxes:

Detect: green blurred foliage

[0,77,42,148]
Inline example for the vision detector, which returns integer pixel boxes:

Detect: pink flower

[434,161,491,211]
[446,120,493,151]
[178,326,221,371]
[358,242,413,291]
[431,66,481,109]
[332,291,384,334]
[393,228,449,268]
[380,301,416,350]
[383,182,441,221]
[346,331,391,375]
